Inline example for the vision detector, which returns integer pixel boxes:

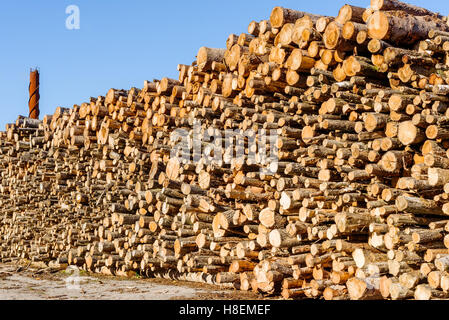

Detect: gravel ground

[0,263,263,300]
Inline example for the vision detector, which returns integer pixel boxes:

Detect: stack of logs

[3,0,449,300]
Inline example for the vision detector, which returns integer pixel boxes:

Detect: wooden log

[396,196,444,216]
[197,47,227,72]
[367,11,449,45]
[371,0,444,18]
[270,7,321,28]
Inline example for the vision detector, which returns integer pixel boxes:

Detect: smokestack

[29,68,40,119]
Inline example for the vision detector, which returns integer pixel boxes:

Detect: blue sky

[0,0,447,129]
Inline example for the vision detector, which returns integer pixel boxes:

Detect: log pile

[2,0,449,300]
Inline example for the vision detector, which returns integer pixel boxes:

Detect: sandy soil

[0,263,263,300]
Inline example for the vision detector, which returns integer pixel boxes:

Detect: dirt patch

[0,263,264,300]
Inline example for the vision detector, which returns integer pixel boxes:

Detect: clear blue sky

[0,0,447,129]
